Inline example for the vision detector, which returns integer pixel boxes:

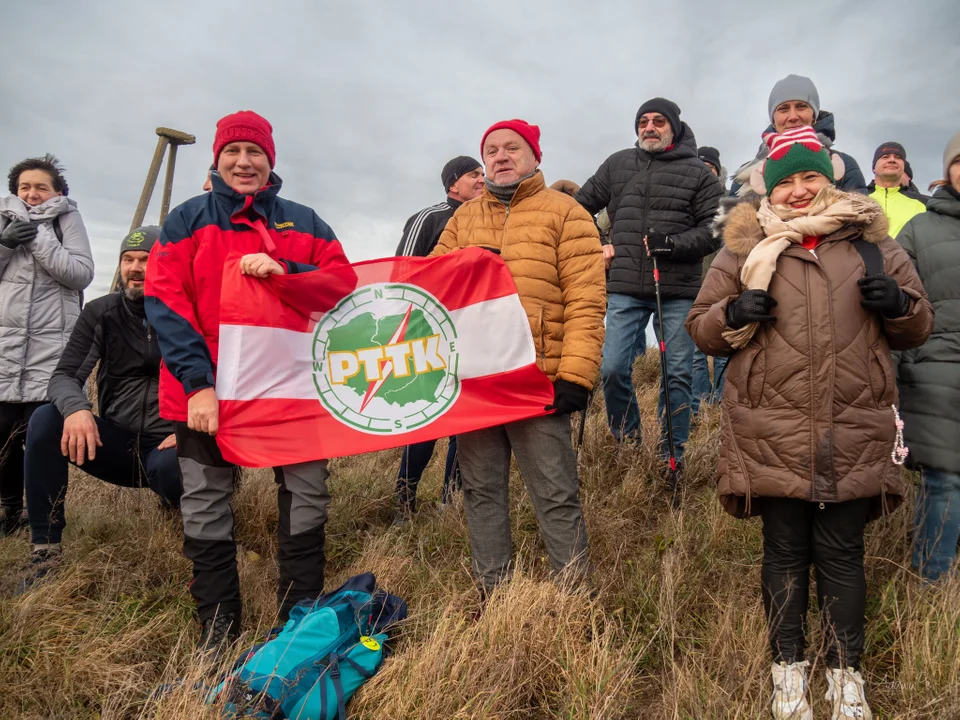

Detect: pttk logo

[312,284,460,434]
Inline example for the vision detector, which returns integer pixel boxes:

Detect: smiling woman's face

[769,171,831,209]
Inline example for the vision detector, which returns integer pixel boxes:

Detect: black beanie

[873,141,906,168]
[120,225,160,257]
[903,160,914,181]
[698,146,721,172]
[635,98,681,137]
[441,155,482,193]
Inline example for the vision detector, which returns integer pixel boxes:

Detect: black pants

[760,497,870,670]
[24,403,182,545]
[0,401,44,511]
[396,436,461,511]
[175,423,331,623]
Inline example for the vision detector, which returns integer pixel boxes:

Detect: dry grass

[1,349,958,719]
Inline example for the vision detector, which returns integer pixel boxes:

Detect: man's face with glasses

[637,113,674,152]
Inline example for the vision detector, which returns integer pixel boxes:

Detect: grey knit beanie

[768,74,821,121]
[120,225,160,257]
[943,131,960,179]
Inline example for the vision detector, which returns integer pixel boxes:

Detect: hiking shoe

[198,611,241,655]
[825,667,872,720]
[770,661,812,720]
[0,505,28,536]
[16,547,63,595]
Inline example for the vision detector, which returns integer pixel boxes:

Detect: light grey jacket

[0,195,95,402]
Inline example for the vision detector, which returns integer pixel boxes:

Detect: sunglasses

[637,116,668,129]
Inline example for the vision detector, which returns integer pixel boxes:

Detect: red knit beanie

[480,119,541,162]
[213,111,276,168]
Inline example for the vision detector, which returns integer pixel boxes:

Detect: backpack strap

[329,654,348,720]
[51,217,84,308]
[852,238,884,277]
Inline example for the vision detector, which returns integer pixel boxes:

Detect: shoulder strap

[52,217,84,308]
[851,238,883,277]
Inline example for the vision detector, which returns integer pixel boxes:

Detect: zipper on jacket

[805,262,818,503]
[138,320,152,436]
[502,206,509,254]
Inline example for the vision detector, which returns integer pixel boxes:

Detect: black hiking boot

[198,611,241,656]
[17,547,63,595]
[0,505,28,536]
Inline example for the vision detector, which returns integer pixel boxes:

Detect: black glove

[726,289,778,329]
[644,230,674,258]
[545,379,590,415]
[478,246,501,255]
[0,221,38,249]
[858,274,910,318]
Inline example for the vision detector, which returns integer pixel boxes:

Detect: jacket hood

[927,186,960,219]
[633,121,698,161]
[0,194,76,222]
[722,186,889,257]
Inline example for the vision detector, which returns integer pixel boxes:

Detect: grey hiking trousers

[457,413,589,593]
[175,424,332,623]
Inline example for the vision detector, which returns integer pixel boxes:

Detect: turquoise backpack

[209,572,407,719]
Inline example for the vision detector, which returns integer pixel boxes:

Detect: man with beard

[572,98,723,483]
[19,226,182,588]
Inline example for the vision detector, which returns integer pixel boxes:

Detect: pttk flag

[215,248,555,466]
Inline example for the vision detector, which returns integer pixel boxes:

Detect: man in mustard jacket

[431,119,606,596]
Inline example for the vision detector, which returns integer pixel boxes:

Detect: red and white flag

[215,248,554,466]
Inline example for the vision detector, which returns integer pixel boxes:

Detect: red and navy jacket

[144,171,348,421]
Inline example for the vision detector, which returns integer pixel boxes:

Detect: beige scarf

[722,186,878,348]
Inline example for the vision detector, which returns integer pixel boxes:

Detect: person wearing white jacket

[0,154,94,534]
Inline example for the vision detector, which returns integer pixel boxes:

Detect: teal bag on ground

[209,572,407,719]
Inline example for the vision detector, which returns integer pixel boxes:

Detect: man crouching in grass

[19,226,182,592]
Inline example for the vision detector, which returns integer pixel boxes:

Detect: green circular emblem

[312,283,460,434]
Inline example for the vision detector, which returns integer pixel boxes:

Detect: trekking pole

[575,390,593,464]
[648,246,680,507]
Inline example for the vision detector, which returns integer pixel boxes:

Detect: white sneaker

[825,668,872,720]
[770,661,812,720]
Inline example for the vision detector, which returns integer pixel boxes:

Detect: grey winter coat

[0,195,95,403]
[896,186,960,473]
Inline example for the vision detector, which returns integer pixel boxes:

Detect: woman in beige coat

[687,127,932,720]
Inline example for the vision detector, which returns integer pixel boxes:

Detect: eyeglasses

[637,116,667,129]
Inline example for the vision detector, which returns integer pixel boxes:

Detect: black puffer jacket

[47,291,171,438]
[575,123,724,298]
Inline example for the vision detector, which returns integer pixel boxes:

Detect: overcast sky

[3,0,959,299]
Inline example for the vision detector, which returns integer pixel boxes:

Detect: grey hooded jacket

[896,187,960,473]
[0,195,95,402]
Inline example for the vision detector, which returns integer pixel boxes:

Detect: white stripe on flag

[217,293,537,401]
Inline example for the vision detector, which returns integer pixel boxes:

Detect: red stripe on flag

[216,364,555,467]
[218,249,520,332]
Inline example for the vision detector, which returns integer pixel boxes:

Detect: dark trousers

[175,423,331,623]
[24,403,182,544]
[0,401,44,510]
[760,497,870,670]
[396,436,461,511]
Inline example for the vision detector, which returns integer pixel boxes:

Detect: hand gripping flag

[215,248,555,466]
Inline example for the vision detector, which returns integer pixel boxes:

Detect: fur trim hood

[722,186,889,257]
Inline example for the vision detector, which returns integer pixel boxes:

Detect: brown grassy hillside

[1,350,958,719]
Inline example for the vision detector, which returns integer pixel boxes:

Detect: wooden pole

[159,143,179,224]
[130,137,169,233]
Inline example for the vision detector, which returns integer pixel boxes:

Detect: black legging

[0,401,44,510]
[759,497,871,670]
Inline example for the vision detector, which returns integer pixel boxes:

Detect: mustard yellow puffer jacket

[431,171,606,389]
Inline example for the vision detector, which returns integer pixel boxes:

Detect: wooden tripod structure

[111,127,196,291]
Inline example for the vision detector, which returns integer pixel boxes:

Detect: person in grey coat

[0,155,94,534]
[897,131,960,582]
